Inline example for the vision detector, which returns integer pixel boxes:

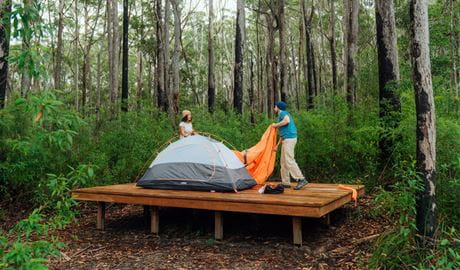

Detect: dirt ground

[43,195,389,270]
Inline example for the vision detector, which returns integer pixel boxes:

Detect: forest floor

[38,194,389,270]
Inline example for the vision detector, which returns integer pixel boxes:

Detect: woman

[179,110,196,138]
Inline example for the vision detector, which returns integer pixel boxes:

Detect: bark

[171,0,180,115]
[278,0,287,102]
[302,0,314,110]
[96,49,101,122]
[207,0,215,113]
[410,0,437,239]
[0,0,10,109]
[233,0,245,114]
[249,53,255,123]
[121,0,129,112]
[376,0,401,173]
[20,0,32,97]
[329,0,338,93]
[155,0,165,110]
[107,0,113,106]
[54,0,64,89]
[265,13,275,117]
[345,0,359,106]
[111,0,119,114]
[256,0,262,113]
[74,0,79,110]
[451,0,459,97]
[163,0,170,113]
[136,2,144,110]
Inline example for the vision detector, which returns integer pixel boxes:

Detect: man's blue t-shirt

[278,111,297,139]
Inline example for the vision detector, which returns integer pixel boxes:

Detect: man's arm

[272,115,290,128]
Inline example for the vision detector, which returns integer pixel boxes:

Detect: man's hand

[271,123,278,128]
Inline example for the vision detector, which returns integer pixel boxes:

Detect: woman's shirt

[179,121,193,138]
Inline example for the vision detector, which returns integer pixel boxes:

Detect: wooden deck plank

[73,183,363,208]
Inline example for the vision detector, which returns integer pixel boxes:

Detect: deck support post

[321,213,331,226]
[292,217,302,246]
[150,206,159,234]
[143,205,150,219]
[214,211,223,240]
[97,202,106,230]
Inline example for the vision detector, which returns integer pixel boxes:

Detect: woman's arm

[179,126,187,137]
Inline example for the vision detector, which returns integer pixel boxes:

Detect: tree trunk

[410,0,437,239]
[249,52,255,123]
[74,0,79,110]
[376,0,401,175]
[207,0,215,113]
[110,0,119,114]
[171,0,180,115]
[451,0,459,97]
[265,13,275,117]
[329,0,338,93]
[345,0,359,107]
[233,0,245,114]
[121,0,129,112]
[163,0,170,114]
[232,0,245,113]
[0,0,10,109]
[20,0,32,97]
[155,0,165,110]
[302,0,314,110]
[96,50,101,122]
[54,0,64,90]
[278,0,287,103]
[107,0,113,107]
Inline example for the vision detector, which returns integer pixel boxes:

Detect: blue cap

[275,101,287,111]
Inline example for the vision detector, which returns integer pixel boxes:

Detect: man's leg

[283,138,304,179]
[280,140,291,186]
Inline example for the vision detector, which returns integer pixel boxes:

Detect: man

[272,101,309,190]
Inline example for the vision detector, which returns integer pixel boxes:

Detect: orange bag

[233,126,279,184]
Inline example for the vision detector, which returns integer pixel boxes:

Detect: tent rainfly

[137,135,256,192]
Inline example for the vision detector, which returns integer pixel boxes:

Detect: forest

[0,0,459,269]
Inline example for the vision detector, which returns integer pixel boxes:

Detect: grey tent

[137,135,256,192]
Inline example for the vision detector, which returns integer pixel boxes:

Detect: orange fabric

[337,185,358,207]
[233,126,279,184]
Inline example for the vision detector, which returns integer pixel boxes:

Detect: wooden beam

[292,216,302,246]
[214,211,223,240]
[150,206,159,234]
[321,213,331,226]
[97,202,106,230]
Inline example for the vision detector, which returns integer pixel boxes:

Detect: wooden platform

[72,182,364,245]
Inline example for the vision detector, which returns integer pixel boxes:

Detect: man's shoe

[294,178,309,190]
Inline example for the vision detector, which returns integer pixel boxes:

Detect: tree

[301,0,314,110]
[233,0,245,114]
[121,0,129,112]
[74,0,79,109]
[171,0,181,115]
[207,0,215,113]
[344,0,359,106]
[53,0,64,90]
[155,0,166,110]
[329,0,338,93]
[0,0,10,109]
[375,0,401,175]
[410,0,437,239]
[278,0,287,102]
[108,0,119,114]
[163,0,171,114]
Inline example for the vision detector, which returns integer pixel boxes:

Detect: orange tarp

[233,126,279,184]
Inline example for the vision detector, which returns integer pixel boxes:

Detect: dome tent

[137,135,257,192]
